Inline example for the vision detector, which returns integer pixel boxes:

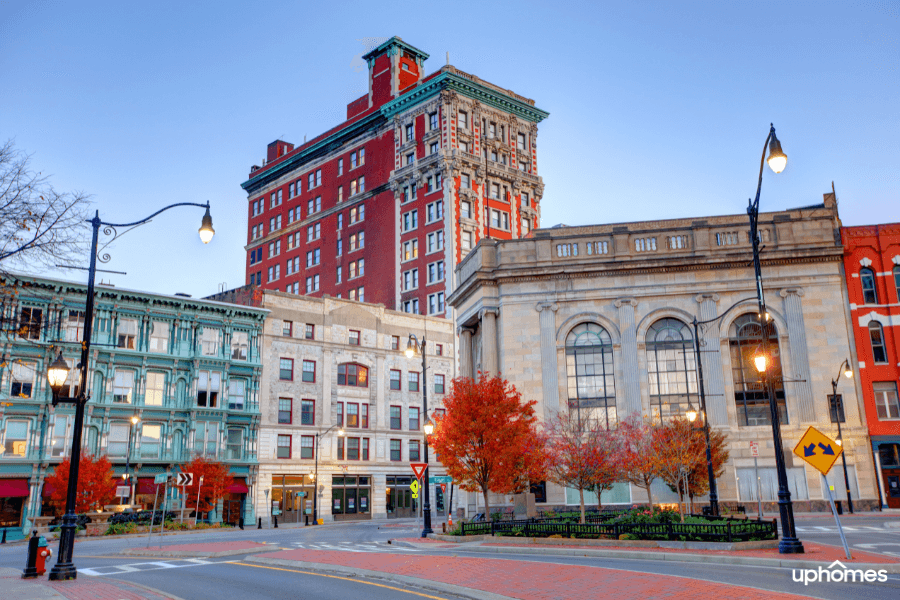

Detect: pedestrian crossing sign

[793,426,843,476]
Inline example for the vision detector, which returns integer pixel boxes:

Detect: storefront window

[331,475,371,519]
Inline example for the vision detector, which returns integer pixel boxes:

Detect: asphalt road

[1,517,899,600]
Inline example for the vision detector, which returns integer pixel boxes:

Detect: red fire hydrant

[35,537,51,576]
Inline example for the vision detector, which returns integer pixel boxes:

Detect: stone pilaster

[458,327,474,379]
[615,298,641,416]
[480,308,499,376]
[781,288,815,422]
[696,294,728,426]
[536,302,560,415]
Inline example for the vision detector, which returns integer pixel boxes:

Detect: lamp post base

[48,563,77,581]
[48,521,79,580]
[420,527,433,538]
[778,537,805,554]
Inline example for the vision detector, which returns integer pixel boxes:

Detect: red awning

[137,478,158,495]
[0,479,30,497]
[227,478,249,494]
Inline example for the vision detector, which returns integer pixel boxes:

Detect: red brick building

[241,37,548,317]
[841,223,900,508]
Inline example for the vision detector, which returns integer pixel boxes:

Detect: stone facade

[0,274,267,536]
[254,291,454,524]
[449,193,880,513]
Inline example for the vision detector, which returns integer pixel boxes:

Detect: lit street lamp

[405,334,433,537]
[747,124,803,554]
[312,424,344,525]
[46,202,214,580]
[830,359,855,513]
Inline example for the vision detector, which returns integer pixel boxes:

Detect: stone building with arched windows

[449,192,880,513]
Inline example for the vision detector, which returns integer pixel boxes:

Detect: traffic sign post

[410,463,427,481]
[749,442,762,518]
[793,426,851,560]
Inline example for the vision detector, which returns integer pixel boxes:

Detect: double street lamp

[830,359,855,514]
[746,125,803,554]
[405,334,435,538]
[311,424,344,525]
[45,202,214,580]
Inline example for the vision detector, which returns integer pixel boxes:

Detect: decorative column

[479,308,499,376]
[615,299,642,416]
[696,294,728,425]
[780,289,815,422]
[536,302,560,414]
[458,328,474,379]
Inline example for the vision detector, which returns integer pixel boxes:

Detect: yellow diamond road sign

[793,426,843,476]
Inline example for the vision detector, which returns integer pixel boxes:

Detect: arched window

[869,321,888,364]
[565,323,616,428]
[729,314,787,427]
[645,318,697,420]
[894,266,900,303]
[338,363,368,387]
[861,268,878,304]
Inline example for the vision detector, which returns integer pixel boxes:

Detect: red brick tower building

[841,223,900,508]
[241,37,549,317]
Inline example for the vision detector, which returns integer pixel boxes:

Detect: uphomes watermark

[793,560,888,585]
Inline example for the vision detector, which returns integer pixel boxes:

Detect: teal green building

[0,274,267,537]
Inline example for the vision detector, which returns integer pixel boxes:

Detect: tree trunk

[579,488,585,524]
[644,478,654,509]
[482,488,491,521]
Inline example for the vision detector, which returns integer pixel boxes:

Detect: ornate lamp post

[830,359,855,513]
[747,124,803,554]
[311,424,344,525]
[46,202,214,580]
[123,416,140,505]
[405,334,433,537]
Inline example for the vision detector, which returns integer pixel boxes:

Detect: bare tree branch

[0,140,91,270]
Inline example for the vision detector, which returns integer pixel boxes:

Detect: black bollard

[1,528,7,544]
[22,530,39,579]
[257,517,262,529]
[274,516,278,528]
[305,515,309,526]
[239,517,244,530]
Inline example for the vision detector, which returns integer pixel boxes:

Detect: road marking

[289,541,422,553]
[231,562,452,600]
[78,558,223,577]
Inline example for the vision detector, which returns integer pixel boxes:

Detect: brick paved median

[249,549,823,599]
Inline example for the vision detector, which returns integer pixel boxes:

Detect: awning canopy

[0,479,30,497]
[137,478,158,495]
[227,478,249,494]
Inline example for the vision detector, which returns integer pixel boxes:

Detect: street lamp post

[405,334,434,538]
[830,359,855,514]
[45,202,215,580]
[747,124,803,554]
[123,416,140,506]
[312,424,344,525]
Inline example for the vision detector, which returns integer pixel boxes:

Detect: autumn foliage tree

[653,418,729,516]
[617,417,659,508]
[178,456,230,516]
[45,454,116,514]
[545,412,620,523]
[429,373,546,516]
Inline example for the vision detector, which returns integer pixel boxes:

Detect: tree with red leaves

[429,374,546,516]
[178,456,230,516]
[617,416,659,508]
[45,454,116,514]
[545,412,598,523]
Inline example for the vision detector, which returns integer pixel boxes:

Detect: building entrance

[386,475,418,518]
[271,475,314,524]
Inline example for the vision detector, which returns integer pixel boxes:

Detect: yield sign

[793,426,843,476]
[440,483,447,494]
[410,462,427,480]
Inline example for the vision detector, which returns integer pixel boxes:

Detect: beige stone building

[449,193,879,512]
[254,291,454,523]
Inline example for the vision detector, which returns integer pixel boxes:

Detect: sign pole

[754,456,762,518]
[147,483,160,548]
[194,477,203,525]
[822,473,852,560]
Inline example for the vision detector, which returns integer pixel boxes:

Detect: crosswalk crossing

[287,541,424,553]
[79,558,234,577]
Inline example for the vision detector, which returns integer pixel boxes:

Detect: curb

[426,533,778,551]
[243,555,515,600]
[121,545,275,558]
[884,522,900,529]
[446,543,900,572]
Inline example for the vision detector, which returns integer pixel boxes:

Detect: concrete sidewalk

[121,540,275,558]
[0,567,180,600]
[243,548,829,600]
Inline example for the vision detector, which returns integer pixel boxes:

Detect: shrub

[105,522,138,536]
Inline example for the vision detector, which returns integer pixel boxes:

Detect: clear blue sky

[2,1,897,297]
